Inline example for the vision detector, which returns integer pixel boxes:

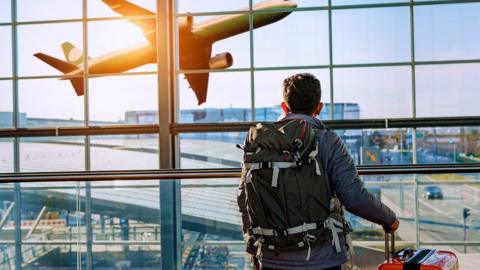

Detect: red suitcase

[378,232,459,270]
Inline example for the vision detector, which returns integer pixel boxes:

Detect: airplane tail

[61,42,89,65]
[33,52,84,96]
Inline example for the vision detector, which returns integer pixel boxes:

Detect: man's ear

[281,102,290,114]
[314,102,323,116]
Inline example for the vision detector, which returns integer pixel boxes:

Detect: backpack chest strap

[243,161,296,187]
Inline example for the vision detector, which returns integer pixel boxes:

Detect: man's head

[281,73,323,116]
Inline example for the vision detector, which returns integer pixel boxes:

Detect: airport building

[0,1,479,269]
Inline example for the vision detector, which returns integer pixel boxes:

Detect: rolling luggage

[378,232,459,270]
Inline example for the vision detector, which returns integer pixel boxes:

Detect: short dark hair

[282,73,321,115]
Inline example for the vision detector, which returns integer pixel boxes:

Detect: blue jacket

[238,113,397,270]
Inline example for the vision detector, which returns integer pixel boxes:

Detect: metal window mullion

[11,0,22,269]
[328,0,334,120]
[81,0,93,269]
[157,0,181,269]
[249,0,255,122]
[409,0,420,249]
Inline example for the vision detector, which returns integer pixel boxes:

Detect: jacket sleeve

[238,169,250,235]
[321,131,397,228]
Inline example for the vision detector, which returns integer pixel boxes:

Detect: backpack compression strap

[249,217,345,260]
[242,142,322,188]
[243,161,296,187]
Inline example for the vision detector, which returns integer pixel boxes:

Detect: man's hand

[250,255,260,270]
[384,219,400,233]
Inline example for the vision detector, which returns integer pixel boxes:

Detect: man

[237,73,399,270]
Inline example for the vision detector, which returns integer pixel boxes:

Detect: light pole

[463,207,471,253]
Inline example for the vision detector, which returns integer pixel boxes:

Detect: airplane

[34,0,297,105]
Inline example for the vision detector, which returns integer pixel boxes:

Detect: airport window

[17,0,82,21]
[0,0,10,22]
[253,10,329,67]
[18,23,83,77]
[178,71,252,120]
[90,134,159,170]
[19,137,86,172]
[415,3,480,61]
[18,79,85,127]
[0,138,13,172]
[0,26,12,77]
[336,128,413,165]
[88,19,158,73]
[333,66,412,119]
[88,75,158,124]
[0,81,13,128]
[332,7,410,64]
[177,0,248,13]
[87,0,157,18]
[416,64,480,118]
[416,127,479,164]
[179,132,246,168]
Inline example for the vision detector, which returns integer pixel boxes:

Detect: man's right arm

[321,131,397,229]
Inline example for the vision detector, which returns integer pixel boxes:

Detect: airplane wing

[181,45,212,105]
[102,0,156,44]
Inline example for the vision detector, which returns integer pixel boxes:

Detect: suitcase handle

[384,231,395,260]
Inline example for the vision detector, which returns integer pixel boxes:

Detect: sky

[0,0,480,124]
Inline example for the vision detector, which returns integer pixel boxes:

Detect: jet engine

[208,53,233,69]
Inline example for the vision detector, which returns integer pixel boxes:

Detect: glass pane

[17,0,82,21]
[254,0,327,8]
[0,80,13,128]
[0,0,10,22]
[90,181,162,267]
[416,64,480,118]
[254,69,331,120]
[20,184,83,267]
[179,132,245,169]
[18,23,82,77]
[88,20,157,73]
[333,66,412,119]
[415,3,480,61]
[178,71,251,121]
[254,11,329,67]
[0,245,14,269]
[181,178,242,237]
[92,244,162,268]
[88,0,156,18]
[348,179,415,256]
[20,137,85,172]
[0,26,12,77]
[182,241,248,269]
[177,0,247,13]
[90,134,159,170]
[337,128,413,165]
[332,7,410,64]
[418,179,480,253]
[333,0,408,4]
[89,75,157,124]
[417,127,480,164]
[18,79,84,127]
[0,138,13,172]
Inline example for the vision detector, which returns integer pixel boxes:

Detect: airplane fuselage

[71,0,296,76]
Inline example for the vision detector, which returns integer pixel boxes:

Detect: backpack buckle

[260,161,272,169]
[273,229,287,237]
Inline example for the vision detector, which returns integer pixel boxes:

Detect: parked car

[423,185,444,200]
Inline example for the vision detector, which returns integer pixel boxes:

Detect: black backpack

[240,119,348,260]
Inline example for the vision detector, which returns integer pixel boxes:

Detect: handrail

[1,163,480,183]
[1,116,480,138]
